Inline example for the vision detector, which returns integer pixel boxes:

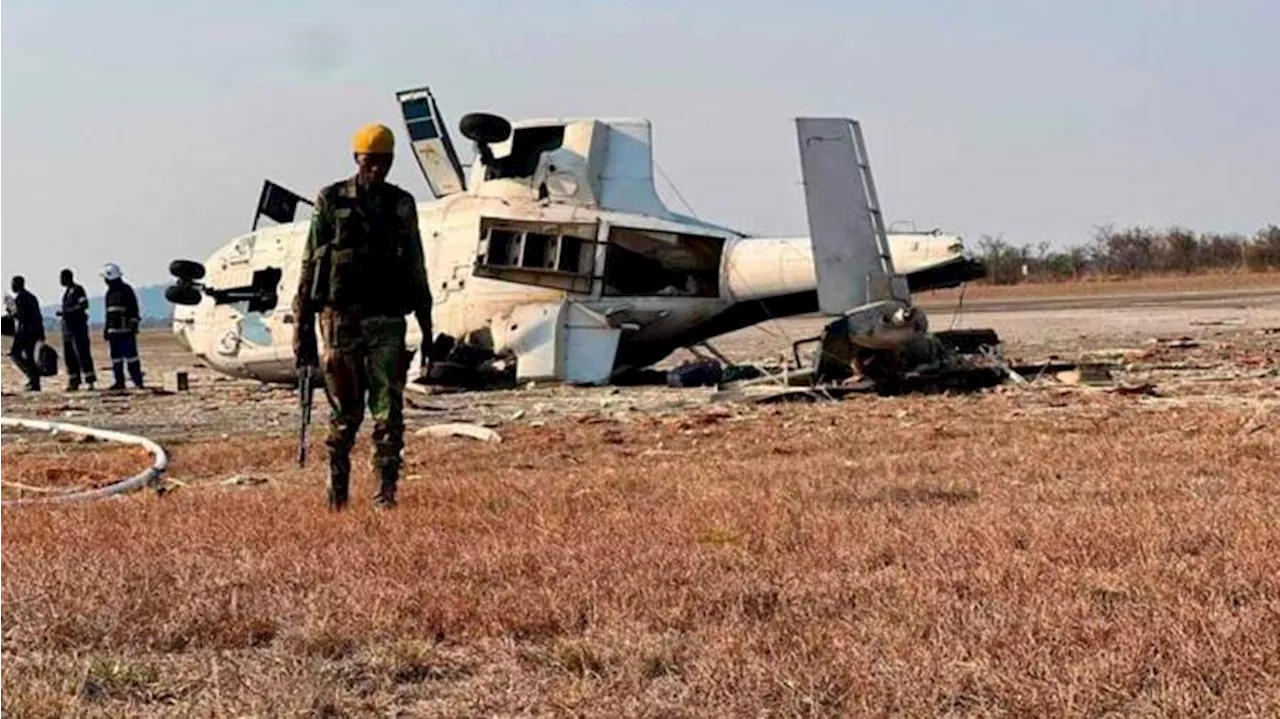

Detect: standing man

[7,276,45,392]
[102,263,144,390]
[57,269,97,390]
[293,123,433,511]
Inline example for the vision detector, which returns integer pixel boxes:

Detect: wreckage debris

[221,474,270,487]
[1108,383,1164,397]
[163,371,190,393]
[1052,364,1115,387]
[710,385,867,405]
[1151,337,1203,349]
[664,358,768,388]
[666,359,723,388]
[934,328,1001,355]
[415,423,503,443]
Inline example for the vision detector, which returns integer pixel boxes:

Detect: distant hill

[40,284,171,327]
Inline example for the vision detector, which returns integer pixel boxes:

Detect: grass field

[4,387,1278,716]
[3,276,1277,716]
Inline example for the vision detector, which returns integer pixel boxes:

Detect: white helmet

[102,263,123,281]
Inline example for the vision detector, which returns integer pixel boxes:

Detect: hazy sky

[3,0,1278,299]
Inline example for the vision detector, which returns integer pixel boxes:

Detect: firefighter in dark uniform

[57,268,97,390]
[7,276,45,392]
[102,263,144,389]
[293,123,433,511]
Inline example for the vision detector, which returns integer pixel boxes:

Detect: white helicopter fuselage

[170,107,979,384]
[171,197,965,383]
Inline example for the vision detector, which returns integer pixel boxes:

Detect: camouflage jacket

[293,177,431,322]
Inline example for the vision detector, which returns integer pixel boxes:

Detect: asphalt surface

[2,285,1277,444]
[918,288,1280,314]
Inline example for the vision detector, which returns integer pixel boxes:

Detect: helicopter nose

[171,306,196,351]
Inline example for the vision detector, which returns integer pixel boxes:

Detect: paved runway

[718,286,1280,359]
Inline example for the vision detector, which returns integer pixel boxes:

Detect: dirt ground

[2,275,1278,442]
[2,278,1279,716]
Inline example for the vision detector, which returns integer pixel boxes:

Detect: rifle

[297,221,331,467]
[297,364,315,466]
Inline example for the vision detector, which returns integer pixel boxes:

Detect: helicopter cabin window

[475,219,597,293]
[487,125,567,180]
[485,228,523,267]
[603,227,723,298]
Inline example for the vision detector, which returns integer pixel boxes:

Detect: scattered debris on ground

[415,423,503,444]
[221,474,270,487]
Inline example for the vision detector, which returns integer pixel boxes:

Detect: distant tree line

[973,224,1280,285]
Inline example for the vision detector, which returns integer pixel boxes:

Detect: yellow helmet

[351,124,395,155]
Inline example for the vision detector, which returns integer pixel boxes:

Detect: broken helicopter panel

[165,85,990,387]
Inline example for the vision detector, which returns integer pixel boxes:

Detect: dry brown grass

[1,442,154,497]
[3,391,1280,716]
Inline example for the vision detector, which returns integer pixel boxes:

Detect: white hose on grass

[0,417,168,506]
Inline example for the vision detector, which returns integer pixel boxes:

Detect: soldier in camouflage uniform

[293,124,433,511]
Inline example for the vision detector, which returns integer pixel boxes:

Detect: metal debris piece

[1003,366,1029,384]
[1006,361,1076,380]
[1108,383,1163,397]
[1190,318,1246,326]
[1054,364,1114,386]
[732,366,818,389]
[1055,371,1082,385]
[711,384,869,405]
[1152,337,1202,349]
[666,359,724,388]
[221,475,269,487]
[1083,348,1150,361]
[163,371,190,393]
[415,422,503,443]
[935,328,1001,354]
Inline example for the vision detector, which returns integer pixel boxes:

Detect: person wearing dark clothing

[57,269,97,390]
[8,276,45,391]
[101,263,144,389]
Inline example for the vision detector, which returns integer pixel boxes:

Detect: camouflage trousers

[319,311,413,471]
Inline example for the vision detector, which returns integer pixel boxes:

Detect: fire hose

[0,417,168,506]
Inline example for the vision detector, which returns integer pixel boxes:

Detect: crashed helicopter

[164,86,993,388]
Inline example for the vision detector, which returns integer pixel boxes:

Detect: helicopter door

[396,86,466,198]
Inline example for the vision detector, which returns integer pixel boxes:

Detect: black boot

[374,463,398,510]
[127,361,145,388]
[328,453,350,512]
[109,362,126,391]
